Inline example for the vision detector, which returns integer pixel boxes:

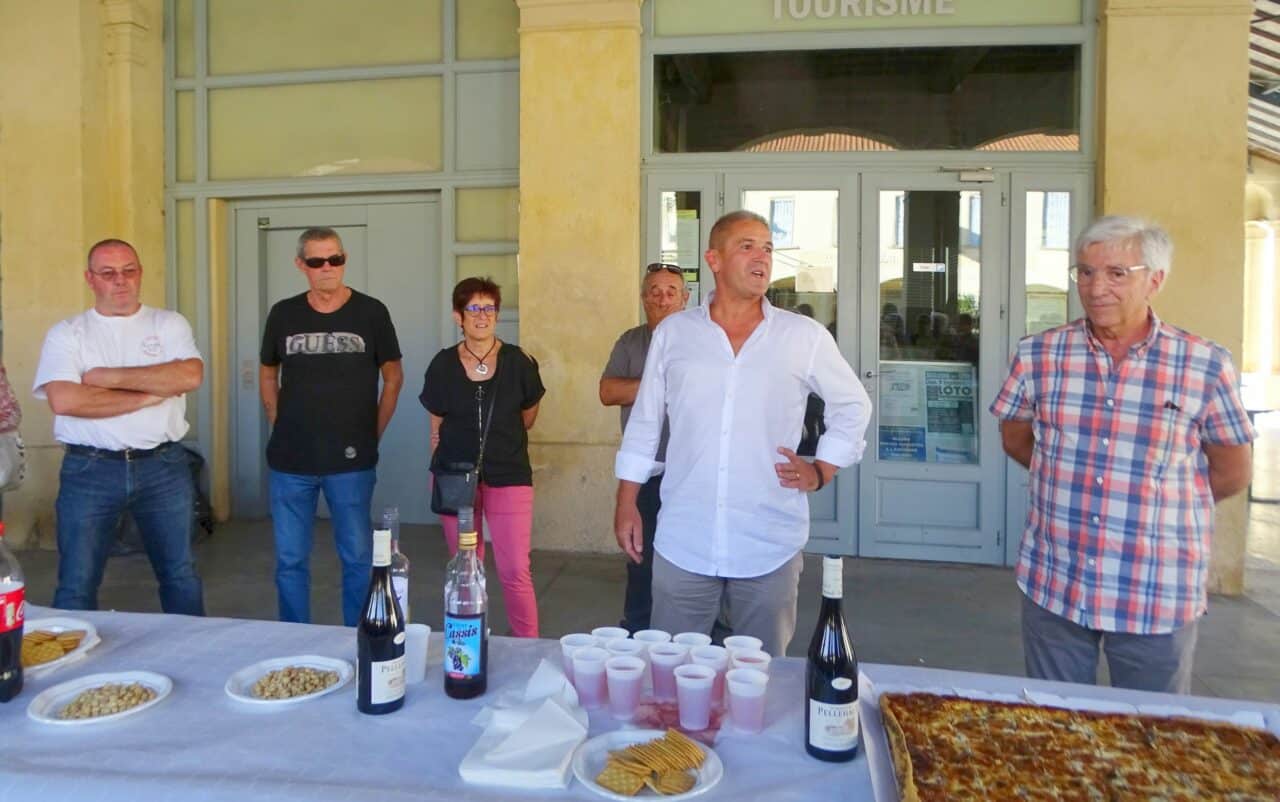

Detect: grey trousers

[651,551,804,656]
[1021,594,1199,694]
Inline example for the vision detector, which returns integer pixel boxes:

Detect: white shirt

[616,295,872,578]
[33,306,201,449]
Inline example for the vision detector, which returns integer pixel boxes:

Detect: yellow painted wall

[517,0,642,551]
[0,0,165,548]
[1098,0,1252,592]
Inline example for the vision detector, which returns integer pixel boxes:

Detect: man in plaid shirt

[991,216,1254,693]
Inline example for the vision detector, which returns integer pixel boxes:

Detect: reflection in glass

[656,46,1079,153]
[659,191,702,306]
[877,191,980,465]
[1025,191,1071,334]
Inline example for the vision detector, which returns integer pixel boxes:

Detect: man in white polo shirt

[33,239,205,615]
[614,211,872,655]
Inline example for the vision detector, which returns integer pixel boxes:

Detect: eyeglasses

[89,267,140,282]
[1068,263,1150,284]
[463,304,498,316]
[646,262,683,276]
[302,254,347,268]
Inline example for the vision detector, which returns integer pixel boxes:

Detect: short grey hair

[709,210,770,250]
[296,227,344,259]
[1074,215,1173,278]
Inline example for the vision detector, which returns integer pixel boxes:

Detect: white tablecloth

[5,606,1279,801]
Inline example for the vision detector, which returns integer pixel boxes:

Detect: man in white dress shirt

[613,211,872,655]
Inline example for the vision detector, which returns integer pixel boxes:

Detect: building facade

[0,0,1254,592]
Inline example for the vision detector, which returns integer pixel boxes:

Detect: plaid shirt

[990,314,1253,634]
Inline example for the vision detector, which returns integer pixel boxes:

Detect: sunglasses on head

[302,254,347,268]
[646,262,682,276]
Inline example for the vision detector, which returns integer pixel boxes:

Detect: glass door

[857,174,1005,564]
[644,172,717,308]
[724,173,859,554]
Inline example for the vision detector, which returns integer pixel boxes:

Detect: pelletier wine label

[805,555,860,761]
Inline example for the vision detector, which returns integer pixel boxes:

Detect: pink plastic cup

[604,638,648,659]
[672,632,712,649]
[647,642,690,701]
[591,626,630,642]
[722,635,764,656]
[572,646,609,709]
[559,633,597,683]
[674,663,716,730]
[605,656,646,720]
[730,649,772,675]
[726,668,769,733]
[689,644,730,704]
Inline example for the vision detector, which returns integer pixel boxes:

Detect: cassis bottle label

[808,700,859,752]
[445,613,484,679]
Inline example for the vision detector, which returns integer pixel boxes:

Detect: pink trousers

[440,483,539,638]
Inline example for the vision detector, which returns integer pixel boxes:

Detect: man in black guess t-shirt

[259,228,403,626]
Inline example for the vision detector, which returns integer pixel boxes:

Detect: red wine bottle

[805,555,859,761]
[357,529,405,714]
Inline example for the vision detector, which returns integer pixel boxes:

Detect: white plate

[224,655,354,706]
[572,729,724,802]
[22,617,101,678]
[27,670,172,725]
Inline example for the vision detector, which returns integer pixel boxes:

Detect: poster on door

[877,361,977,464]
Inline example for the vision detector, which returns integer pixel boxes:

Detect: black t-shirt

[260,290,401,474]
[419,344,545,487]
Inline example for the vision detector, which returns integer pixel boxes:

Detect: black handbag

[430,357,500,516]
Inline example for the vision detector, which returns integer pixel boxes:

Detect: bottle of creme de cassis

[357,528,405,714]
[444,506,488,699]
[805,555,859,761]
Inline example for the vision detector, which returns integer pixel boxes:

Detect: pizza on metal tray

[878,691,1280,801]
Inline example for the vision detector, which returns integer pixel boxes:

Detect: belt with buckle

[65,443,175,460]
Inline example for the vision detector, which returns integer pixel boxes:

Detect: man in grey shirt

[600,263,689,632]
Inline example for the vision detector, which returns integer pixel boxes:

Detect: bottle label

[808,700,860,752]
[392,576,410,623]
[0,585,23,634]
[822,557,843,599]
[369,655,406,704]
[445,613,484,679]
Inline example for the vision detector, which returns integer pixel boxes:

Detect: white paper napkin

[459,661,589,789]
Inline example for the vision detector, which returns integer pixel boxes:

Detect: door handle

[864,370,878,379]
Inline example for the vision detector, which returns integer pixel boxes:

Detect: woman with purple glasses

[419,277,545,637]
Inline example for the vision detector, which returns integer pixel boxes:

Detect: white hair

[1073,215,1173,278]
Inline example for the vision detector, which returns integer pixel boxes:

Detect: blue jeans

[269,468,375,626]
[53,443,205,616]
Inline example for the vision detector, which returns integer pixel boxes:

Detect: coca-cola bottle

[0,521,25,703]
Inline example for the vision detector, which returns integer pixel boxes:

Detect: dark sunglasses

[646,262,682,276]
[302,254,347,268]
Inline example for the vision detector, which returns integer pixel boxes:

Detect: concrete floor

[16,481,1280,705]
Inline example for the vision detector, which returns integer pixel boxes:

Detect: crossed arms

[44,360,203,419]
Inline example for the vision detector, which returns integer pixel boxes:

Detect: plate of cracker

[572,728,723,801]
[21,617,100,678]
[28,670,172,725]
[224,655,354,706]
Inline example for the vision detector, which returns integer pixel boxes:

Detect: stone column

[0,0,164,548]
[1098,0,1252,592]
[516,0,643,551]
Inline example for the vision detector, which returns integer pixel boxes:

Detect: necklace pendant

[474,363,489,375]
